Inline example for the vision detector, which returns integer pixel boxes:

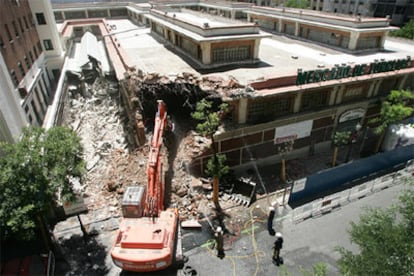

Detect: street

[54,175,410,276]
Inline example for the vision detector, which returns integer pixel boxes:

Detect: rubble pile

[63,78,132,218]
[61,68,253,227]
[124,70,247,102]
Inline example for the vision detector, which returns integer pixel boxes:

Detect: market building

[3,1,413,173]
[50,1,414,173]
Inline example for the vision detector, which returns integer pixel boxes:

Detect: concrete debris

[57,70,257,235]
[124,70,247,98]
[181,219,202,229]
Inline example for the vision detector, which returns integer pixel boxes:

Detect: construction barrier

[371,174,394,192]
[348,181,374,201]
[289,162,412,223]
[292,199,320,223]
[316,189,351,215]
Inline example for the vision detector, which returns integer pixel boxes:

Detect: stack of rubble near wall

[61,76,131,218]
[119,69,246,149]
[61,67,256,223]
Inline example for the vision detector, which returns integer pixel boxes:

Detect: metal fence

[290,161,414,223]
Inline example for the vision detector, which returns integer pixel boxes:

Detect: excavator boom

[111,100,180,272]
[145,100,167,217]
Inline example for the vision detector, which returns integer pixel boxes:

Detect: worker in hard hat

[273,232,284,266]
[215,226,225,259]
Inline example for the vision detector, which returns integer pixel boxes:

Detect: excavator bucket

[229,177,256,207]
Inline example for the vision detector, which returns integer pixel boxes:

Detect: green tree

[285,0,310,9]
[0,127,85,241]
[369,89,414,152]
[277,140,294,183]
[390,19,414,40]
[192,99,229,208]
[279,262,328,275]
[336,179,414,275]
[332,131,351,167]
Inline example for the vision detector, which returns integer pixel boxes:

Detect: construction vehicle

[111,100,182,272]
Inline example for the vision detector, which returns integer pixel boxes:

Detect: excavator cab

[122,186,146,218]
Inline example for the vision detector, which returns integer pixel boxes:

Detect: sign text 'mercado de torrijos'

[296,56,411,85]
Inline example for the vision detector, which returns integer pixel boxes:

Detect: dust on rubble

[63,77,214,223]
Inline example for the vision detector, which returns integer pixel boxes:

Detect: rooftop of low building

[99,18,414,86]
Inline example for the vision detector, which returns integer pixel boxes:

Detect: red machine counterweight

[111,100,181,272]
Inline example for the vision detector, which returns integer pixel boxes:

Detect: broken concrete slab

[181,219,202,229]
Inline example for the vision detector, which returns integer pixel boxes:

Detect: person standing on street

[273,232,284,266]
[215,226,225,259]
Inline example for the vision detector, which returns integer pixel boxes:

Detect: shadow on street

[56,233,109,275]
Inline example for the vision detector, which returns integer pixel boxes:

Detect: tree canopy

[390,19,414,40]
[369,89,414,151]
[192,99,229,207]
[0,127,85,241]
[370,89,414,134]
[336,178,414,275]
[285,0,310,9]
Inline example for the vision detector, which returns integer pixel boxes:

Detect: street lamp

[345,122,362,162]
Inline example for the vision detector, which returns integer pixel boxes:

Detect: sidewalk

[183,174,407,276]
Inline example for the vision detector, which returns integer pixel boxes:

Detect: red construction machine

[111,100,182,272]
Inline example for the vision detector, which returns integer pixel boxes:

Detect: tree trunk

[375,131,385,153]
[332,147,338,167]
[211,136,221,209]
[213,176,219,207]
[37,214,50,251]
[281,159,286,183]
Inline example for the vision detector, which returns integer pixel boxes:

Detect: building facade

[246,6,395,52]
[0,0,64,143]
[311,0,414,26]
[47,1,414,174]
[146,9,268,69]
[2,0,407,174]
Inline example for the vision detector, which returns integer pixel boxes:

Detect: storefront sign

[274,120,313,144]
[339,108,365,123]
[296,56,411,85]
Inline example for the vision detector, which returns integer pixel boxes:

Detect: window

[10,70,18,86]
[29,14,35,26]
[36,13,46,25]
[301,91,328,111]
[37,41,42,53]
[24,55,30,68]
[5,24,12,41]
[23,16,29,29]
[212,46,250,63]
[0,35,4,47]
[31,100,41,125]
[248,97,292,123]
[33,45,38,57]
[343,85,367,102]
[29,51,34,63]
[18,18,24,33]
[17,61,25,77]
[43,39,53,50]
[12,21,19,37]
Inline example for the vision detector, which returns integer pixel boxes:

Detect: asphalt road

[183,181,409,276]
[54,175,410,276]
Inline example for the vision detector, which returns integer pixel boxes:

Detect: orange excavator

[111,100,182,272]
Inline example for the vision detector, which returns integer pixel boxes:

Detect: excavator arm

[145,100,167,217]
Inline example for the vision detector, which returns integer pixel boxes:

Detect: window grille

[213,46,250,63]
